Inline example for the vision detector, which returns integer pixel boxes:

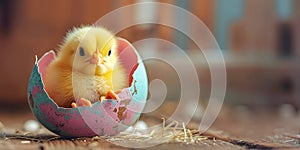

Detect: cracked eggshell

[27,38,148,137]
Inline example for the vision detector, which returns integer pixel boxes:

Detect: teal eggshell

[27,39,148,137]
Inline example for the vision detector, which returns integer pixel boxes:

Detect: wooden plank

[1,106,300,149]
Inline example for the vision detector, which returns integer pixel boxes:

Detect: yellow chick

[44,26,128,108]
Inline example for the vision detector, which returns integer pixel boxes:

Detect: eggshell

[24,119,40,132]
[27,38,148,137]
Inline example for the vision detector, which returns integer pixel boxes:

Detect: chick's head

[59,26,118,76]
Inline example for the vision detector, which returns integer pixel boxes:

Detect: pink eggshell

[27,39,148,137]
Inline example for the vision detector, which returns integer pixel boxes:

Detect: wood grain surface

[1,104,300,150]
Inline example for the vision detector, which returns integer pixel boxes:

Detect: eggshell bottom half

[27,50,148,137]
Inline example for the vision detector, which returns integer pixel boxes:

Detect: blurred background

[0,0,299,120]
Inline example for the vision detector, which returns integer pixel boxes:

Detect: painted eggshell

[27,38,148,137]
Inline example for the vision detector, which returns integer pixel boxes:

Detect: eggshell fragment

[134,120,148,130]
[24,119,40,132]
[27,38,148,137]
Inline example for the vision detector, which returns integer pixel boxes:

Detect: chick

[44,26,128,108]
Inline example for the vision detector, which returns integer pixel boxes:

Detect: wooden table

[0,104,300,150]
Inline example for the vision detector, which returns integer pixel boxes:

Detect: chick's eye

[108,49,111,56]
[79,47,85,56]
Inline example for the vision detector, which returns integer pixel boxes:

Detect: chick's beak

[89,50,103,65]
